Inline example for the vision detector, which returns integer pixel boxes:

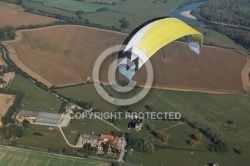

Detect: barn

[20,110,63,126]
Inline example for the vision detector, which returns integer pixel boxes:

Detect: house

[99,134,114,143]
[0,82,7,88]
[82,134,99,147]
[99,134,123,152]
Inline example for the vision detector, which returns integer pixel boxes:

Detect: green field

[195,26,247,51]
[0,145,108,166]
[3,0,244,50]
[31,0,107,12]
[62,118,119,144]
[56,84,118,113]
[22,0,77,18]
[9,74,62,111]
[83,0,187,33]
[56,84,250,154]
[16,125,71,149]
[126,149,250,166]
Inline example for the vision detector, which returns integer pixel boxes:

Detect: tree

[132,139,154,153]
[16,127,24,138]
[188,139,196,146]
[22,119,30,128]
[16,0,22,5]
[233,148,242,155]
[111,147,119,154]
[156,131,169,143]
[209,140,228,153]
[102,143,109,154]
[119,18,130,29]
[194,133,203,142]
[76,10,85,16]
[11,141,17,147]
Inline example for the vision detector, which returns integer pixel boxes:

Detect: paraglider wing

[118,17,203,80]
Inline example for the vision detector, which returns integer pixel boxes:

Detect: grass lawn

[9,74,62,111]
[57,84,250,155]
[16,125,71,150]
[126,149,250,166]
[62,118,119,144]
[31,0,107,12]
[0,145,109,166]
[56,84,118,112]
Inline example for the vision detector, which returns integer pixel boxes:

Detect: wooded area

[192,0,250,50]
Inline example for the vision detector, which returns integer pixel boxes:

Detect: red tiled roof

[100,134,114,141]
[108,137,119,146]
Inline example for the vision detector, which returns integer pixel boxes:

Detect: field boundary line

[241,58,250,91]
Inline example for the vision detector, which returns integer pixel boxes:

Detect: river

[171,1,206,26]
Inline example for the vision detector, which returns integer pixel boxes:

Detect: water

[171,1,206,26]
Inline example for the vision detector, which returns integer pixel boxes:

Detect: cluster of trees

[0,119,29,140]
[81,142,98,154]
[119,18,130,29]
[0,90,24,125]
[126,137,154,153]
[208,139,228,153]
[207,24,250,50]
[198,128,228,153]
[0,26,16,41]
[192,0,250,50]
[77,100,93,110]
[33,132,43,136]
[177,0,207,8]
[96,7,109,12]
[156,131,169,143]
[188,133,203,146]
[48,147,61,153]
[76,0,119,5]
[194,0,250,27]
[111,130,123,137]
[0,65,14,75]
[181,117,229,153]
[74,133,81,145]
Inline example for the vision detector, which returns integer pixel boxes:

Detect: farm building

[19,110,63,126]
[82,134,99,147]
[0,82,7,88]
[79,133,124,152]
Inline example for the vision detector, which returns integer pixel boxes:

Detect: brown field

[5,25,250,93]
[0,1,57,28]
[0,93,15,125]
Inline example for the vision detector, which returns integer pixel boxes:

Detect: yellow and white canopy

[118,17,203,80]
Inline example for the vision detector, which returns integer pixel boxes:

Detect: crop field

[30,0,107,12]
[8,26,126,85]
[0,145,108,166]
[0,93,15,119]
[9,74,62,111]
[7,26,249,93]
[0,1,57,28]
